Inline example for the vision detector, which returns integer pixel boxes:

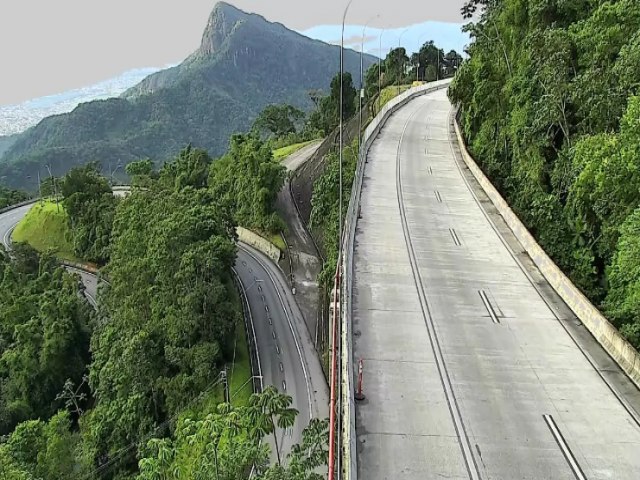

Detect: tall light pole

[45,163,59,212]
[338,0,353,253]
[330,3,353,480]
[397,27,411,95]
[378,27,386,114]
[359,14,379,151]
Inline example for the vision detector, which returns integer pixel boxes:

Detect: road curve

[0,203,100,306]
[235,242,329,458]
[353,88,640,479]
[0,200,329,460]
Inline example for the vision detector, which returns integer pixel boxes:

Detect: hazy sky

[0,0,468,106]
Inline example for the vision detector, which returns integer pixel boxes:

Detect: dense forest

[0,131,326,478]
[0,185,29,209]
[449,0,640,347]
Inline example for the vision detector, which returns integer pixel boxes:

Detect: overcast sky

[0,0,468,106]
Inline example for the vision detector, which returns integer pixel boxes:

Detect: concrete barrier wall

[453,119,640,389]
[236,227,281,264]
[340,79,451,480]
[0,199,37,215]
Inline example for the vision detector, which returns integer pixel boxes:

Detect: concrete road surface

[235,243,329,460]
[281,140,322,172]
[277,140,324,347]
[352,89,640,479]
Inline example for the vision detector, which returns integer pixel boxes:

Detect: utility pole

[221,368,229,403]
[359,15,378,152]
[331,4,353,478]
[37,171,43,204]
[45,163,59,212]
[378,28,386,114]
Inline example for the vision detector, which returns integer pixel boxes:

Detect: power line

[83,375,225,479]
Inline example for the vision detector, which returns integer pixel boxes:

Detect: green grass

[373,85,412,116]
[273,139,317,161]
[12,200,78,262]
[265,232,286,252]
[227,315,253,406]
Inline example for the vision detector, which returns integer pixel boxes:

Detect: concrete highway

[235,242,328,459]
[352,88,640,479]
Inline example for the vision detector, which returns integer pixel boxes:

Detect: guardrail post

[355,359,365,401]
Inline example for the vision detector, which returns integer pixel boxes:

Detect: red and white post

[355,358,365,401]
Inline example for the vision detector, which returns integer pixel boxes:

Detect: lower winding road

[0,199,328,460]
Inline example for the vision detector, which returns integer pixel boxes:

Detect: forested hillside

[0,2,375,190]
[0,133,329,478]
[449,0,640,347]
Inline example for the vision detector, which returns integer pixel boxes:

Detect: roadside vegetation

[450,0,640,348]
[12,200,77,262]
[0,185,29,210]
[273,140,318,161]
[1,134,326,478]
[310,43,461,290]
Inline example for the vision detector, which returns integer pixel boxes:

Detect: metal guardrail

[336,79,452,480]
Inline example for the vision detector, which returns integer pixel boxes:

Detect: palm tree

[247,386,298,466]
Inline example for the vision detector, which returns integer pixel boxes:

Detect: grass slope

[273,140,317,161]
[373,85,412,116]
[12,200,77,261]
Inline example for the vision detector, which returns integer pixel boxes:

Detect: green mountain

[0,2,376,190]
[0,135,18,158]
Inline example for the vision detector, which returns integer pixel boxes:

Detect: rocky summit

[0,2,376,189]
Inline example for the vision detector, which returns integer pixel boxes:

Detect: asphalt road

[276,140,324,347]
[1,191,330,461]
[234,242,328,459]
[0,203,99,307]
[281,140,322,171]
[353,89,640,479]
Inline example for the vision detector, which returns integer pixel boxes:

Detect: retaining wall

[452,119,640,389]
[236,227,281,264]
[339,79,451,480]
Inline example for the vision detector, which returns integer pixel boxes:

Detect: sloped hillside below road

[0,2,376,189]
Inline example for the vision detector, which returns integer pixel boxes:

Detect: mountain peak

[199,2,251,57]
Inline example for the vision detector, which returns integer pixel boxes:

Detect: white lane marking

[240,245,313,420]
[543,414,587,480]
[84,290,97,307]
[232,267,264,392]
[282,380,287,392]
[3,222,19,248]
[258,285,262,293]
[479,290,499,324]
[261,295,265,302]
[276,344,281,355]
[396,100,481,480]
[449,228,462,246]
[279,362,284,372]
[272,331,277,340]
[265,305,269,313]
[268,317,273,325]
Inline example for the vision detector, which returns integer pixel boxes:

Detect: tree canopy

[449,0,640,348]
